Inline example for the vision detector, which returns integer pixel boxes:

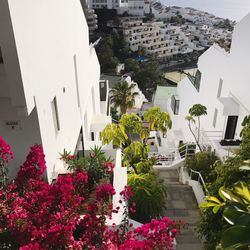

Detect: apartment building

[166,12,250,158]
[87,0,150,16]
[122,17,207,59]
[122,18,172,58]
[0,0,113,182]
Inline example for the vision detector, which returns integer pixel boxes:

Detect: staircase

[158,169,203,250]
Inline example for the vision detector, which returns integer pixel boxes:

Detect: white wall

[0,0,102,182]
[172,13,250,145]
[0,99,42,179]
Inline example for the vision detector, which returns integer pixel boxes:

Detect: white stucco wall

[172,13,250,144]
[0,0,102,181]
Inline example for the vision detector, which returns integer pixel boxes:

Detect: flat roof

[154,86,177,100]
[164,68,197,83]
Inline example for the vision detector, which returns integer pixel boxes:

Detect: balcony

[199,130,240,159]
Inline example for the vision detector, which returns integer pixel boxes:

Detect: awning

[219,97,240,116]
[90,114,111,132]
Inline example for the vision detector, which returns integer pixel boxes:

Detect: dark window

[99,80,107,101]
[188,69,201,92]
[0,47,3,64]
[224,116,238,140]
[91,132,95,141]
[171,95,180,115]
[52,97,60,132]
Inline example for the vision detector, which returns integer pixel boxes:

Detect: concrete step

[158,170,179,178]
[176,243,203,250]
[158,168,203,249]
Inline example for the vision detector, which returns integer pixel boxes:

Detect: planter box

[220,139,241,146]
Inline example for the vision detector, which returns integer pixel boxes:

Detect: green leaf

[199,202,218,208]
[213,205,222,214]
[206,196,222,204]
[221,225,250,249]
[239,166,250,171]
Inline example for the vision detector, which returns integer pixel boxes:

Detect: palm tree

[110,81,139,115]
[186,104,207,151]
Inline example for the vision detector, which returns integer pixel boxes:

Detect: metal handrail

[189,168,210,195]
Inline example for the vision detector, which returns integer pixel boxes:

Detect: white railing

[179,166,209,205]
[199,130,224,151]
[152,142,196,166]
[188,168,209,196]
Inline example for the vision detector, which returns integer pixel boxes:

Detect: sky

[161,0,250,21]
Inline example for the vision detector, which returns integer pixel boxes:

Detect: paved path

[158,169,203,250]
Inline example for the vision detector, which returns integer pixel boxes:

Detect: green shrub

[185,151,219,183]
[128,173,167,223]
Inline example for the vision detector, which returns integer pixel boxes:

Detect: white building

[0,0,112,182]
[87,0,150,16]
[122,17,208,59]
[166,13,250,158]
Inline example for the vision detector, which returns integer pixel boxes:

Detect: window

[91,132,95,141]
[188,69,202,92]
[73,55,80,107]
[0,47,3,64]
[171,95,180,115]
[52,97,60,132]
[217,78,223,98]
[213,108,218,128]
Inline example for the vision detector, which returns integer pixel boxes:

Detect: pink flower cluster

[102,161,115,174]
[15,144,46,186]
[0,138,177,249]
[96,183,116,201]
[0,136,13,164]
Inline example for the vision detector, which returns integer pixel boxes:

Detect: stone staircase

[158,169,203,250]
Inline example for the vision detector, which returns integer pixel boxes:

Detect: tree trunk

[131,164,138,174]
[188,121,202,152]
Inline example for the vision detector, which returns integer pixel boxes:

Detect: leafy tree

[110,81,139,115]
[143,107,172,136]
[110,106,120,121]
[95,35,119,73]
[128,173,167,223]
[239,115,250,160]
[138,46,147,57]
[185,104,207,151]
[100,123,128,147]
[133,60,163,92]
[119,113,142,135]
[135,158,156,174]
[124,58,139,73]
[123,141,149,174]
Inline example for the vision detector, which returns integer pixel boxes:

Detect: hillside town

[0,0,249,249]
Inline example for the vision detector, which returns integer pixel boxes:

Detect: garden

[184,114,250,250]
[101,107,172,223]
[0,135,177,249]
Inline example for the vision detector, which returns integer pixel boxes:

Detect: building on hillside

[0,0,114,183]
[165,12,250,158]
[87,0,151,16]
[121,17,208,60]
[80,0,98,36]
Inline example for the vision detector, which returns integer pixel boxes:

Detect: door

[224,116,238,140]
